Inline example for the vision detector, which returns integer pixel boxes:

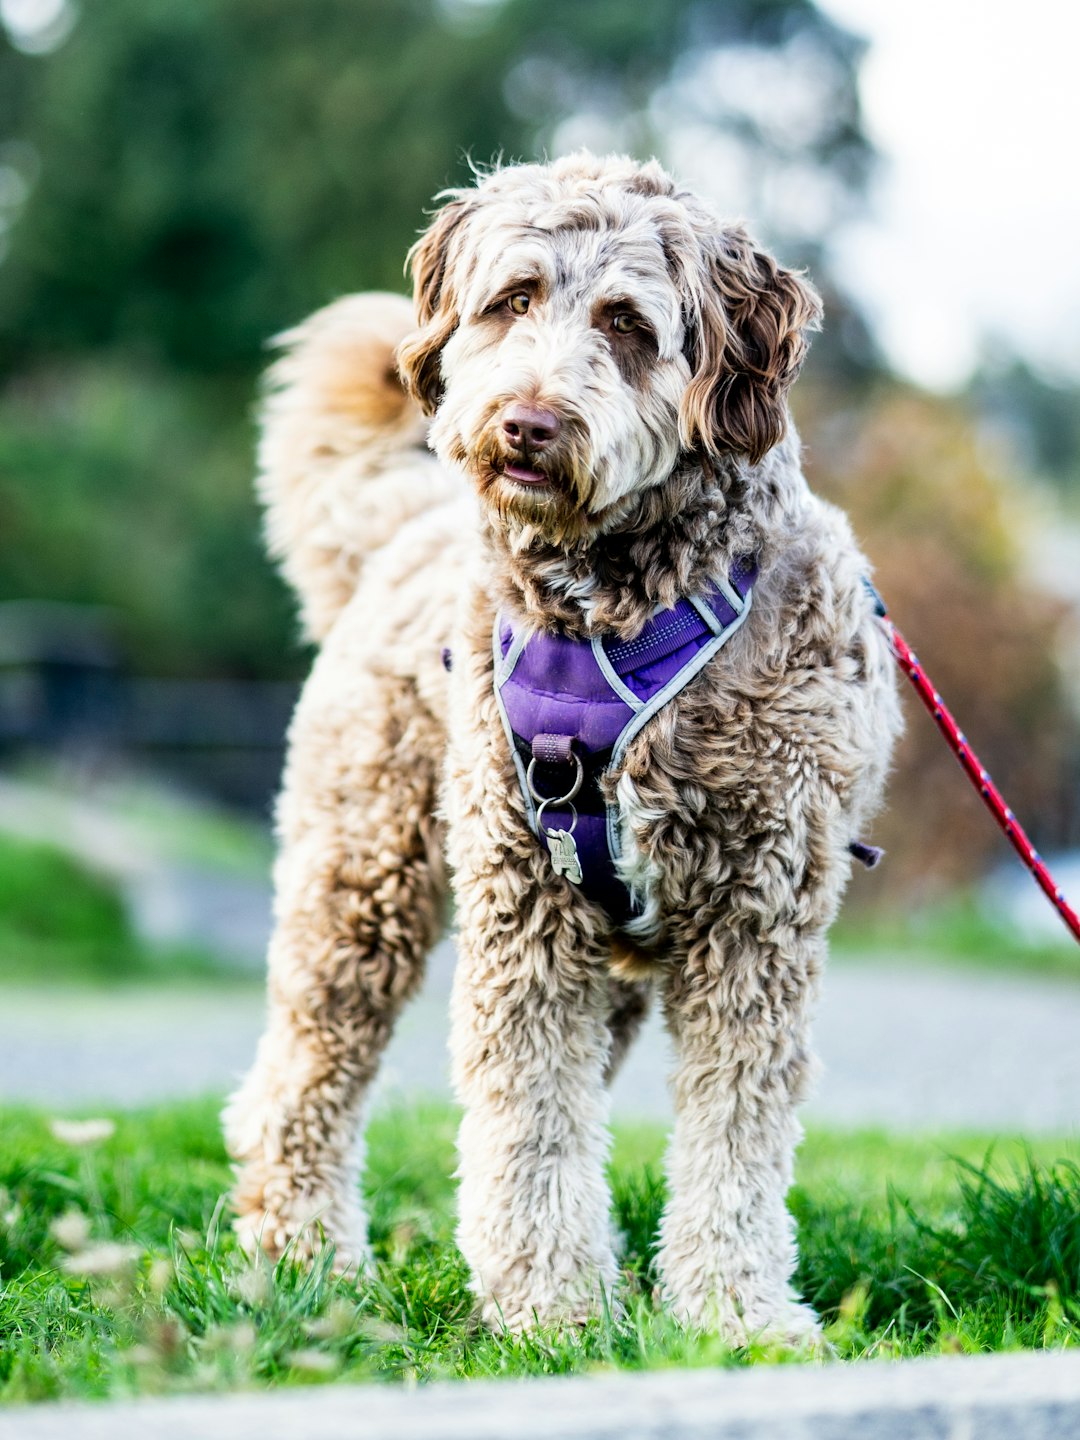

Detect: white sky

[817,0,1080,389]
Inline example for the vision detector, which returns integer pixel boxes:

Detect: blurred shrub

[0,364,299,676]
[0,829,230,980]
[0,831,140,979]
[970,355,1080,497]
[802,387,1077,901]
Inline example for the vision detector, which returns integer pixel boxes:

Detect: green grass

[1,1100,1077,1402]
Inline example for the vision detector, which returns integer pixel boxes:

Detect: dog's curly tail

[256,291,452,643]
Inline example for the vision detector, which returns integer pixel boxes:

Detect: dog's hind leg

[223,632,445,1269]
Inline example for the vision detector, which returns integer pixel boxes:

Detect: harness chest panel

[492,556,756,925]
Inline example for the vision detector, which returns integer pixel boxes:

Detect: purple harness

[492,556,757,925]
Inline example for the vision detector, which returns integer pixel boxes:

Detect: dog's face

[397,154,820,542]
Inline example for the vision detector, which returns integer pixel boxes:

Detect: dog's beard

[469,420,597,544]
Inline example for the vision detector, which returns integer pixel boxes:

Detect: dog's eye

[507,293,530,316]
[611,313,639,334]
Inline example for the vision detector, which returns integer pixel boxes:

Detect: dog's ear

[396,195,475,415]
[679,226,821,466]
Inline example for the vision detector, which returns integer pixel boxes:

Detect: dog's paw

[230,1163,371,1274]
[479,1293,618,1334]
[669,1287,824,1354]
[234,1203,371,1273]
[475,1272,623,1334]
[741,1300,827,1356]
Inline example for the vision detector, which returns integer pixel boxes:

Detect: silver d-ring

[526,751,583,807]
[536,798,578,840]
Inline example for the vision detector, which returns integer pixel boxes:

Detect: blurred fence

[0,601,295,810]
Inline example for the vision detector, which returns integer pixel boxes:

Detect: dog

[223,152,901,1344]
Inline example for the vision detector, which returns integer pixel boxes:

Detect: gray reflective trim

[491,613,538,833]
[688,594,724,635]
[714,573,748,615]
[605,789,623,883]
[605,587,754,867]
[590,637,644,712]
[494,619,529,686]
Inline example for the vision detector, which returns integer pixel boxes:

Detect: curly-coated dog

[224,152,901,1344]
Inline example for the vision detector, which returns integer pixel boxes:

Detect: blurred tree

[0,0,874,376]
[802,387,1079,898]
[0,362,296,676]
[0,0,880,679]
[968,354,1080,498]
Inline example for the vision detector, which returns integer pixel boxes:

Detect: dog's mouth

[501,458,551,488]
[469,419,594,534]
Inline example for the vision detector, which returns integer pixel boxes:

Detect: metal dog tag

[546,828,583,884]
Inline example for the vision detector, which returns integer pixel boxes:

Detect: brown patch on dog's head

[592,299,660,392]
[396,195,478,415]
[675,223,822,466]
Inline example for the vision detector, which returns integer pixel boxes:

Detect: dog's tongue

[504,462,549,487]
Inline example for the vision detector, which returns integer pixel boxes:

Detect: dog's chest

[491,559,756,926]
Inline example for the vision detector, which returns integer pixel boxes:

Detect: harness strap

[492,558,757,926]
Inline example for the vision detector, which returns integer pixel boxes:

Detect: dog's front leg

[224,638,444,1270]
[449,858,617,1331]
[657,917,824,1348]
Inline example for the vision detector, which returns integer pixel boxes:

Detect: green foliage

[0,362,301,675]
[0,0,869,376]
[0,1101,1078,1400]
[0,832,139,980]
[0,830,225,981]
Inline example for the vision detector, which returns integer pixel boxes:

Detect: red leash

[868,584,1080,946]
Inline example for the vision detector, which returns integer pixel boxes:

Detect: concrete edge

[2,1348,1079,1439]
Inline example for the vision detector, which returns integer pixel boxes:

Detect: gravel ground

[2,940,1079,1133]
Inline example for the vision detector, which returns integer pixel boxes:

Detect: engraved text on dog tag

[546,828,583,884]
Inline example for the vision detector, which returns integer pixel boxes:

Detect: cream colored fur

[224,154,901,1345]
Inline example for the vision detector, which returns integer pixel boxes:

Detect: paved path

[2,941,1079,1133]
[4,1347,1080,1440]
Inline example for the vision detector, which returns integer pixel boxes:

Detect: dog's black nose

[502,403,561,450]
